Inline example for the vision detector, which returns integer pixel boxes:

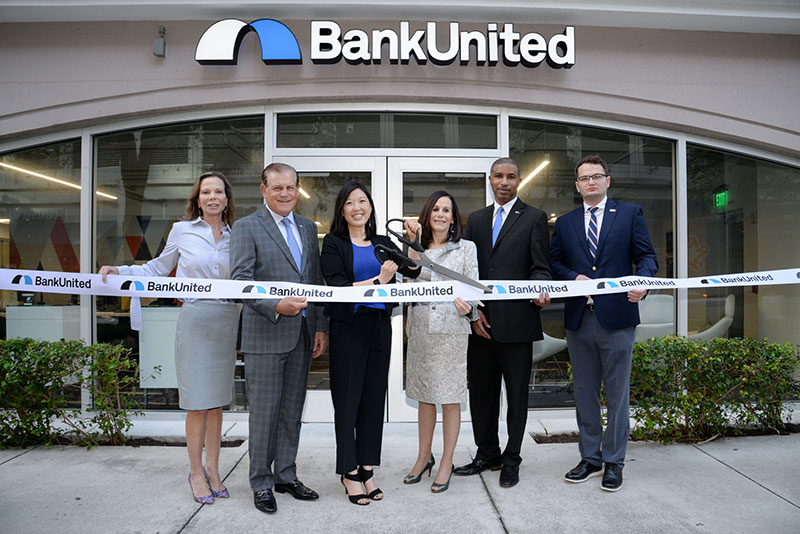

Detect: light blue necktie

[492,206,504,247]
[281,217,305,317]
[281,218,303,273]
[587,207,599,259]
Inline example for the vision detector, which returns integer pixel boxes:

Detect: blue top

[352,242,386,312]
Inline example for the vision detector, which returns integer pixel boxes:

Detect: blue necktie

[587,207,599,259]
[281,218,305,317]
[281,218,303,273]
[492,206,504,247]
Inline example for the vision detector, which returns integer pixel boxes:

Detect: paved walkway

[2,418,799,534]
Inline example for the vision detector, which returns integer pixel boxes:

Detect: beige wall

[0,19,799,157]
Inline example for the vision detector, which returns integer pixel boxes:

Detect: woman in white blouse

[99,171,240,505]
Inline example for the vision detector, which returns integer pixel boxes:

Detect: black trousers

[328,307,392,474]
[467,335,532,467]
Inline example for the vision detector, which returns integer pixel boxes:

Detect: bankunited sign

[195,19,575,68]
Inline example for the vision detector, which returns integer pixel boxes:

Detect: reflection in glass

[687,145,800,352]
[1,140,83,406]
[94,117,264,409]
[509,118,675,408]
[278,112,497,149]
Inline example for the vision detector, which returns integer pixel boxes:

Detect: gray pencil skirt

[174,300,241,410]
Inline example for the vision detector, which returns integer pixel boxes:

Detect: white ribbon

[1,268,798,304]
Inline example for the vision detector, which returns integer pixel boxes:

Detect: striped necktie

[587,207,599,259]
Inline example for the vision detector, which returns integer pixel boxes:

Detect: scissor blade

[416,253,492,293]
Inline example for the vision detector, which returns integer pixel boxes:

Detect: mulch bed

[530,423,799,445]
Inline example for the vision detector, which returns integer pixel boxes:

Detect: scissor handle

[386,218,424,252]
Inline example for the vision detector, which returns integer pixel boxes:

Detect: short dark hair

[574,155,609,179]
[185,171,236,227]
[329,181,378,241]
[261,162,299,186]
[490,157,521,178]
[417,190,463,249]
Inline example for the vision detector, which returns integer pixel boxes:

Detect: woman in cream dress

[403,191,479,493]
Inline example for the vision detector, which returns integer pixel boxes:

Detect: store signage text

[195,18,575,68]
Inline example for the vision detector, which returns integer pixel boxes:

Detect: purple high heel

[189,474,215,504]
[204,468,230,499]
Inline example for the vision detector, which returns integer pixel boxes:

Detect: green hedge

[630,336,800,443]
[0,338,156,448]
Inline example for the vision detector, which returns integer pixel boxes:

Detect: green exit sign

[713,188,729,209]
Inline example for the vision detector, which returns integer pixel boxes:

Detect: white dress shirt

[492,196,518,231]
[118,217,231,302]
[583,196,608,240]
[264,202,303,250]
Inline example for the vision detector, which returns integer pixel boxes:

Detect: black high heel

[341,472,370,506]
[431,464,454,494]
[403,455,435,484]
[358,466,383,501]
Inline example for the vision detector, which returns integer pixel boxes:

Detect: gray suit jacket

[230,205,327,354]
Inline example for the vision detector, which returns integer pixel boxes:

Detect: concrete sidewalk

[1,419,799,534]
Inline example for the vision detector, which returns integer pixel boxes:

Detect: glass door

[274,156,386,422]
[386,157,495,422]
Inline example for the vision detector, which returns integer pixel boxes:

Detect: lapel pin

[609,209,616,213]
[514,210,520,215]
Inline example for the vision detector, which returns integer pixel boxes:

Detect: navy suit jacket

[549,199,658,331]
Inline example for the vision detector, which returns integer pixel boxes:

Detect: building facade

[1,1,799,421]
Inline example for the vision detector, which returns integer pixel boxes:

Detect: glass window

[687,145,800,348]
[509,118,675,408]
[277,112,497,149]
[94,117,264,410]
[1,140,83,349]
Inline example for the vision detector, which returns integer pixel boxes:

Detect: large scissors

[374,218,492,294]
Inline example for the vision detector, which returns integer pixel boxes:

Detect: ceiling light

[0,162,117,200]
[518,159,550,190]
[298,187,311,199]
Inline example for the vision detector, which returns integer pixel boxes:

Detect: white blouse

[117,217,231,302]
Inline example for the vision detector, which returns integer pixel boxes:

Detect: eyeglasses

[576,173,608,183]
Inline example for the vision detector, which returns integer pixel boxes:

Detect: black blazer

[320,233,420,323]
[464,198,552,343]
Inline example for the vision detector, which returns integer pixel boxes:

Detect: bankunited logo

[487,284,507,294]
[11,274,33,285]
[701,278,722,284]
[195,19,575,68]
[243,284,268,294]
[363,288,388,297]
[195,19,302,64]
[596,281,619,289]
[120,280,145,291]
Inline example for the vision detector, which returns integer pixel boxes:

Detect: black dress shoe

[253,489,277,513]
[499,465,519,488]
[453,458,502,476]
[564,460,603,483]
[601,463,623,492]
[274,480,320,500]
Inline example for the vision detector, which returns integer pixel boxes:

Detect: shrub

[630,336,800,443]
[0,339,156,448]
[0,339,85,447]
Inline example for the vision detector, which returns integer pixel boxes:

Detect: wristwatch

[373,277,382,285]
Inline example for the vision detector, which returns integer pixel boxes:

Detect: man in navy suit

[549,155,657,492]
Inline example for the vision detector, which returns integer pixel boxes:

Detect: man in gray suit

[231,162,328,514]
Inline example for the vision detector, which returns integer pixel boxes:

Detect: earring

[449,223,454,234]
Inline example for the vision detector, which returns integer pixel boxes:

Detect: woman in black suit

[321,181,419,506]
